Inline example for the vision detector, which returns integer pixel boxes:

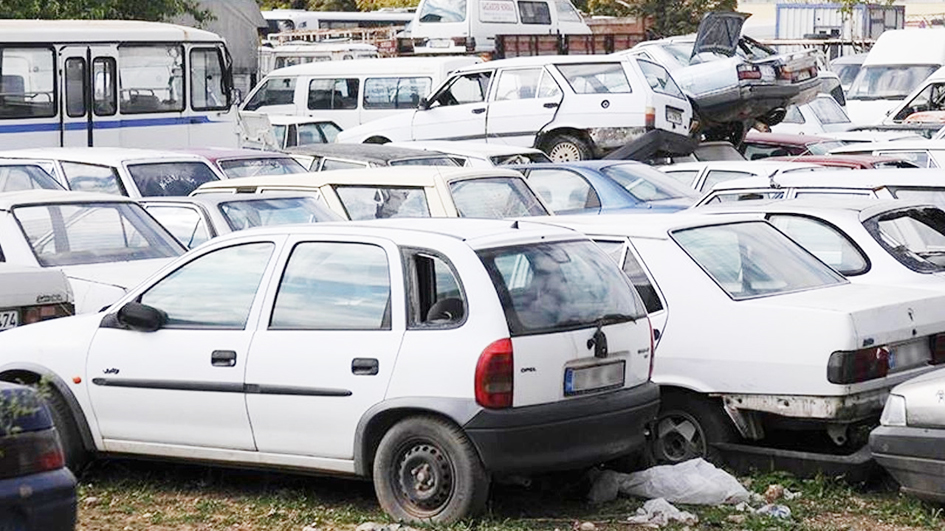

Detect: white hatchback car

[0,219,658,523]
[337,55,693,161]
[659,160,825,193]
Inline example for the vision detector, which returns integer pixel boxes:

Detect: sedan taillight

[737,64,762,80]
[475,338,513,409]
[827,346,889,384]
[22,302,74,325]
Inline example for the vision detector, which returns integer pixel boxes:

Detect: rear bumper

[464,382,659,474]
[870,425,945,502]
[0,467,77,531]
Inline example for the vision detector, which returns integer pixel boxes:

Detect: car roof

[764,154,908,166]
[830,139,945,153]
[175,148,296,162]
[541,211,760,239]
[745,131,837,146]
[455,54,641,71]
[695,195,935,220]
[284,143,448,162]
[141,192,321,207]
[0,147,210,164]
[195,166,527,191]
[662,160,823,172]
[267,56,480,77]
[388,141,546,158]
[708,167,945,191]
[0,189,137,209]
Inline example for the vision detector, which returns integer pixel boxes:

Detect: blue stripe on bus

[0,115,214,134]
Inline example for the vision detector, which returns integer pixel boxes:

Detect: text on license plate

[564,360,625,396]
[428,39,452,48]
[0,310,18,331]
[666,107,683,125]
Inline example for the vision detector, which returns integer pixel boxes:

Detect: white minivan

[239,56,481,130]
[337,55,693,161]
[409,0,590,54]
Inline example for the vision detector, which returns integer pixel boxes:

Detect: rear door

[634,59,691,135]
[550,61,647,135]
[486,66,562,147]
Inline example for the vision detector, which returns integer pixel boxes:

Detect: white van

[845,29,945,125]
[410,0,590,54]
[880,65,945,125]
[239,56,481,130]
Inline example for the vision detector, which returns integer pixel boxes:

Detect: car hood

[691,12,748,58]
[889,366,945,428]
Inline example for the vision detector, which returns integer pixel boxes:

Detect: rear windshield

[601,163,699,201]
[0,164,62,192]
[863,207,945,273]
[334,185,430,220]
[449,177,548,218]
[887,187,945,210]
[217,157,306,179]
[672,221,846,300]
[388,156,460,167]
[126,161,220,196]
[219,197,341,231]
[478,240,645,336]
[13,202,182,267]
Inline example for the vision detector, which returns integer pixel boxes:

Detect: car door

[411,71,492,142]
[85,239,281,451]
[486,67,562,147]
[244,236,405,460]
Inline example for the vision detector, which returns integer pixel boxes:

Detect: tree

[587,0,737,38]
[0,0,211,21]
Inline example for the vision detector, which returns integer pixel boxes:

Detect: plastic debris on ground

[626,498,699,527]
[587,458,750,505]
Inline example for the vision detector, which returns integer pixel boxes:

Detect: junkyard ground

[76,459,945,530]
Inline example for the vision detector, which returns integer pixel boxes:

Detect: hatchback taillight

[0,428,65,479]
[930,334,945,365]
[475,338,513,409]
[644,107,655,129]
[22,302,74,325]
[737,64,762,80]
[827,346,889,384]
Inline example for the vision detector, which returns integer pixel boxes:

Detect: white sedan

[0,263,74,332]
[0,190,184,313]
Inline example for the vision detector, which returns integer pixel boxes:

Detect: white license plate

[760,65,776,81]
[0,310,19,331]
[666,107,683,125]
[564,360,625,396]
[888,339,931,372]
[427,39,452,49]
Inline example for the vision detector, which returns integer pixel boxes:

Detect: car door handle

[543,102,559,109]
[352,358,379,376]
[211,350,237,367]
[471,107,486,114]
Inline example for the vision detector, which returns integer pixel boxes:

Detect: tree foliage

[587,0,737,38]
[0,0,211,21]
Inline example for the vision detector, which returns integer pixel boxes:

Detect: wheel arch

[535,127,592,152]
[354,397,482,477]
[0,363,96,452]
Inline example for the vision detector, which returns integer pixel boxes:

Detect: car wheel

[650,392,737,465]
[373,415,489,523]
[44,390,89,473]
[544,134,592,162]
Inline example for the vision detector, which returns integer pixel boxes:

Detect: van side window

[364,77,432,109]
[0,47,55,119]
[244,77,297,111]
[118,45,184,114]
[308,78,359,110]
[518,1,552,24]
[431,72,492,107]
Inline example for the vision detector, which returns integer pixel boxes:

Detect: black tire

[543,133,592,162]
[373,416,489,523]
[650,392,738,466]
[44,390,89,474]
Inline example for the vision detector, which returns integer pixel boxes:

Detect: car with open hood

[622,12,820,144]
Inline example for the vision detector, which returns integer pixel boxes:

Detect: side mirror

[117,302,167,333]
[418,97,430,110]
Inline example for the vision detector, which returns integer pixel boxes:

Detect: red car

[765,154,920,169]
[741,131,846,160]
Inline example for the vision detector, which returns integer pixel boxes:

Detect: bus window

[65,58,87,118]
[93,57,117,116]
[308,78,359,110]
[0,48,55,119]
[191,48,228,111]
[119,45,184,114]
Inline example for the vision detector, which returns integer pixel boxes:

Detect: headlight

[879,393,907,427]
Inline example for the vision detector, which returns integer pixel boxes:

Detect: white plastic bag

[616,458,750,505]
[625,498,698,527]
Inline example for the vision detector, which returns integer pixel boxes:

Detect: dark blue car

[0,382,76,530]
[517,161,699,214]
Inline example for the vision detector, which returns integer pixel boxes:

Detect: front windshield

[126,161,220,197]
[13,202,182,267]
[806,140,846,155]
[0,164,62,192]
[847,65,939,100]
[673,221,846,300]
[601,164,700,201]
[864,207,945,273]
[418,0,466,23]
[219,197,340,231]
[477,240,646,336]
[218,157,307,179]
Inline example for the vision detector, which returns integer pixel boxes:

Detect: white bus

[0,20,237,149]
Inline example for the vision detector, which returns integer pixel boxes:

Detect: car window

[144,204,212,249]
[270,242,390,330]
[217,157,306,179]
[219,197,340,231]
[893,83,945,122]
[478,240,645,336]
[864,207,945,273]
[404,249,466,327]
[140,242,273,329]
[295,122,341,145]
[793,190,873,199]
[661,169,698,187]
[518,0,551,24]
[494,68,542,101]
[743,143,799,160]
[320,158,370,171]
[555,0,582,21]
[702,170,754,192]
[308,78,359,110]
[887,187,945,209]
[621,246,663,313]
[431,72,492,107]
[334,185,431,220]
[781,105,805,124]
[805,140,845,155]
[702,190,786,204]
[449,177,548,217]
[637,59,685,100]
[243,77,297,111]
[556,63,632,94]
[0,165,62,192]
[877,151,935,168]
[13,201,182,267]
[60,161,124,195]
[768,214,868,275]
[363,77,432,109]
[490,152,552,165]
[601,164,699,200]
[126,161,220,197]
[388,156,460,167]
[672,221,846,300]
[525,169,598,212]
[809,97,851,125]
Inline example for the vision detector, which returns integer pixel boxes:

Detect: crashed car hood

[691,11,749,58]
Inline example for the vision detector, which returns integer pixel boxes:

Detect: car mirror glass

[117,302,167,333]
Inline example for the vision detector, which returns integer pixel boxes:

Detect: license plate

[0,309,18,331]
[888,339,931,372]
[564,360,625,396]
[760,65,776,81]
[666,107,683,125]
[428,38,452,49]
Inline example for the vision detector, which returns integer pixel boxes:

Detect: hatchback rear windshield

[0,164,62,192]
[478,240,645,336]
[449,177,549,218]
[672,221,846,300]
[864,206,945,273]
[13,202,182,266]
[219,197,341,231]
[126,161,220,196]
[217,157,306,179]
[334,185,430,220]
